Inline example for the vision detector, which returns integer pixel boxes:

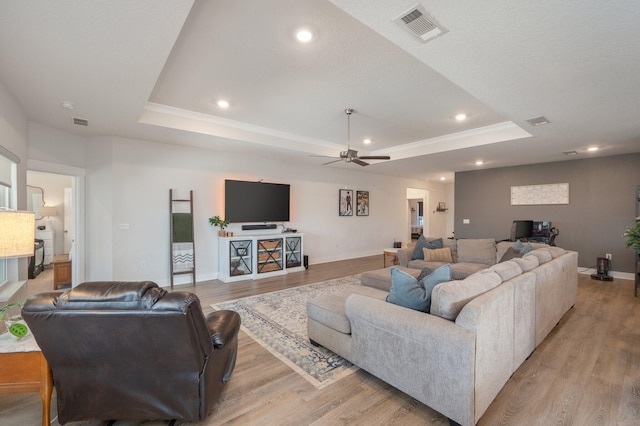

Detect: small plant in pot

[209,215,230,236]
[623,220,640,252]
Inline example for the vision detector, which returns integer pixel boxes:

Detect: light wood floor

[3,257,640,425]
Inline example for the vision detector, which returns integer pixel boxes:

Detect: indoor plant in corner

[209,215,230,237]
[623,220,640,252]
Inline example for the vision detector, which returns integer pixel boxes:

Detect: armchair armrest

[206,310,241,348]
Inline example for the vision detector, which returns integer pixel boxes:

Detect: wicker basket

[258,252,280,262]
[259,263,281,273]
[260,240,280,250]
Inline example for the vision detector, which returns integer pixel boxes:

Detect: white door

[64,187,73,253]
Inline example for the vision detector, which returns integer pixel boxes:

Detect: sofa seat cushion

[361,266,420,291]
[457,239,497,265]
[430,270,503,321]
[307,286,387,334]
[409,260,485,280]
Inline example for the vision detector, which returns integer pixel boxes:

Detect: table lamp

[0,210,35,258]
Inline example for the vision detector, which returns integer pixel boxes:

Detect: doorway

[27,161,85,286]
[407,188,429,242]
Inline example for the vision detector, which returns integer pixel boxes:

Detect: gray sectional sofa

[307,240,578,426]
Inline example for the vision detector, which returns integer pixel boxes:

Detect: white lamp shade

[39,206,57,217]
[0,210,36,258]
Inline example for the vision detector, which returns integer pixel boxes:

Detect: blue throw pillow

[411,236,443,260]
[513,239,524,251]
[512,239,533,254]
[386,264,451,313]
[519,243,534,254]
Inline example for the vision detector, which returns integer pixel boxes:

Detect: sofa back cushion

[511,256,539,272]
[489,260,523,281]
[456,238,496,265]
[430,269,503,320]
[523,249,553,264]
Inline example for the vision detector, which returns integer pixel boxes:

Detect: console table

[0,332,53,426]
[218,234,305,282]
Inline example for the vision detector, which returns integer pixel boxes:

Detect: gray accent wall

[455,153,640,272]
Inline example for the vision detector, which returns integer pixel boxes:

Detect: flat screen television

[225,179,290,223]
[510,220,533,241]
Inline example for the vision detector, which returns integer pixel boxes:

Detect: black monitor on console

[510,220,533,241]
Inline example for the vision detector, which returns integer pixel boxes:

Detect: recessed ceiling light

[363,138,371,145]
[587,146,599,152]
[440,177,445,181]
[61,101,75,110]
[455,113,466,121]
[296,29,313,43]
[217,100,230,109]
[475,160,484,166]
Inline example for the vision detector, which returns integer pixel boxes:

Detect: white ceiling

[1,0,639,182]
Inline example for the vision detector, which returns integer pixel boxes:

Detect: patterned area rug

[212,275,362,389]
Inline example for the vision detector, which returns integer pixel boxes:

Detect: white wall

[27,123,454,287]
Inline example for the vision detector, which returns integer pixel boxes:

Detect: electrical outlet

[605,253,612,260]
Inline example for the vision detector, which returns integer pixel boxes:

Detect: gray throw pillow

[411,236,443,260]
[499,247,523,262]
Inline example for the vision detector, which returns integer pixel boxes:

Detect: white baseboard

[578,268,634,281]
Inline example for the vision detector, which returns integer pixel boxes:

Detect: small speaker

[303,255,309,269]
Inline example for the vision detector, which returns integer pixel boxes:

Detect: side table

[51,254,72,290]
[0,332,53,426]
[383,248,399,268]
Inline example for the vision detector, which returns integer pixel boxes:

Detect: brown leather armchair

[22,281,240,424]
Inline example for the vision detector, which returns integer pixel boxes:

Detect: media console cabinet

[218,234,304,282]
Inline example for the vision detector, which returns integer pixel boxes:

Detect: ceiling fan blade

[352,158,369,166]
[322,159,343,165]
[358,155,391,160]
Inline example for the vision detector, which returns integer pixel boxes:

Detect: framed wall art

[339,189,353,216]
[356,190,369,216]
[510,183,569,205]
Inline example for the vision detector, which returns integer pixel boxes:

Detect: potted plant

[209,215,230,237]
[623,220,640,252]
[0,302,28,338]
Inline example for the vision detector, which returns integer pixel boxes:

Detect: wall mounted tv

[225,179,290,223]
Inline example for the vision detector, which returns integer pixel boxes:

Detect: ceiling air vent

[73,118,89,126]
[526,116,550,126]
[394,4,447,43]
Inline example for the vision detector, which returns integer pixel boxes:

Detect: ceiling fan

[322,108,391,167]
